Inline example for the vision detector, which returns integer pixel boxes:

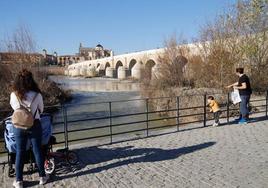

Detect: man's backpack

[12,93,39,129]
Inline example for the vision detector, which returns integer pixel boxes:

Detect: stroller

[3,113,56,177]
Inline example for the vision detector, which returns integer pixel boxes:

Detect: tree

[195,0,268,91]
[2,23,38,69]
[0,24,38,104]
[141,34,190,90]
[237,0,268,90]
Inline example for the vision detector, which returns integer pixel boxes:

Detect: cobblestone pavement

[1,118,268,188]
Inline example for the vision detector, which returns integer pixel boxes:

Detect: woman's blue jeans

[14,120,46,181]
[240,95,250,119]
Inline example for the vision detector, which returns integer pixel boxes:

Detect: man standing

[227,68,252,124]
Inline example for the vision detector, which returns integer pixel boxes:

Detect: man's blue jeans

[14,120,46,181]
[240,95,250,119]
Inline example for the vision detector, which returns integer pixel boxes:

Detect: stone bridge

[65,43,199,79]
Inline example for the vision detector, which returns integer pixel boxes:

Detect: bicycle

[44,136,79,174]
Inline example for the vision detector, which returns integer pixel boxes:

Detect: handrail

[1,91,267,155]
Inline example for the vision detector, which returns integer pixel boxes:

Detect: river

[49,76,170,145]
[49,76,141,102]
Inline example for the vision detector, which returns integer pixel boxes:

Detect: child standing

[207,96,221,126]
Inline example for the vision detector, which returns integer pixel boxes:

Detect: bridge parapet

[66,43,200,78]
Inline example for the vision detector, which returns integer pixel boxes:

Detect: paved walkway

[1,118,268,188]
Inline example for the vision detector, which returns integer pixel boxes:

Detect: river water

[49,76,169,145]
[49,76,141,103]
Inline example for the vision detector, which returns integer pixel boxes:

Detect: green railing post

[176,96,180,131]
[146,98,149,137]
[203,94,207,127]
[265,90,268,117]
[62,104,69,149]
[109,102,113,143]
[227,93,230,124]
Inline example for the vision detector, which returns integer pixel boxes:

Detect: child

[207,96,220,126]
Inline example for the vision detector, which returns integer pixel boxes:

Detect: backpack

[12,93,39,129]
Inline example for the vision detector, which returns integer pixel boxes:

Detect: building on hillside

[78,43,112,60]
[43,49,79,66]
[42,49,58,65]
[0,50,59,66]
[57,43,112,66]
[57,55,83,66]
[0,43,113,67]
[0,52,43,65]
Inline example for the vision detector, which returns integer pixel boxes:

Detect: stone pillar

[132,62,142,79]
[87,67,97,77]
[118,66,127,79]
[72,68,80,77]
[64,69,69,76]
[152,64,161,79]
[106,67,115,78]
[80,67,87,77]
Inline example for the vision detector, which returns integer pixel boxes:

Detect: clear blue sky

[0,0,236,55]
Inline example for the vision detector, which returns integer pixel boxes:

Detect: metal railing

[1,91,268,155]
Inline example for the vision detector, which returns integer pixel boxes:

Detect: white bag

[231,89,241,104]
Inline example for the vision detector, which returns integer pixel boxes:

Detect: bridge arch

[145,59,156,69]
[173,56,188,65]
[172,55,188,74]
[105,62,111,69]
[115,60,123,78]
[128,59,137,77]
[145,59,156,79]
[115,60,123,69]
[129,59,137,70]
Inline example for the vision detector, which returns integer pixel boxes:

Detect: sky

[0,0,236,55]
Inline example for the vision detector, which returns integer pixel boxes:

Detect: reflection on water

[49,76,140,92]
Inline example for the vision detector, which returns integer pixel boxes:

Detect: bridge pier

[72,68,80,77]
[132,62,142,79]
[80,67,87,77]
[106,67,115,78]
[118,66,127,79]
[87,67,97,77]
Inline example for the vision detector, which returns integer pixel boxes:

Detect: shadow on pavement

[52,141,216,181]
[219,116,268,126]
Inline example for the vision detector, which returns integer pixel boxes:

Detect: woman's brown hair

[236,68,244,74]
[12,69,41,100]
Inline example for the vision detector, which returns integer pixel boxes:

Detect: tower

[42,49,47,57]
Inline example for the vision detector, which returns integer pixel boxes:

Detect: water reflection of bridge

[50,76,140,92]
